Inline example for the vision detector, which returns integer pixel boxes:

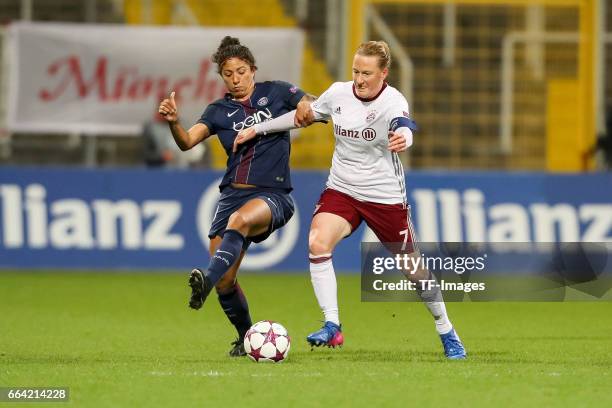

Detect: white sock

[424,301,453,335]
[309,254,340,325]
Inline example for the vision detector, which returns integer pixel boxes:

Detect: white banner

[6,23,304,135]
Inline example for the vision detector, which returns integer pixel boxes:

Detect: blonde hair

[356,41,391,70]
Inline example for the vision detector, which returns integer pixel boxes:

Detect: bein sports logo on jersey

[362,128,376,141]
[232,108,273,131]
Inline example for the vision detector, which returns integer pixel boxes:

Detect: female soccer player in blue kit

[158,36,314,357]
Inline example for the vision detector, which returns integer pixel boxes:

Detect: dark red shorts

[313,188,418,252]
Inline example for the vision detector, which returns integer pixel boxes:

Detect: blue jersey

[198,81,305,192]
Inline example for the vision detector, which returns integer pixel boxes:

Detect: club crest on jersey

[362,128,376,141]
[366,110,377,122]
[334,106,341,114]
[257,97,269,106]
[289,86,298,94]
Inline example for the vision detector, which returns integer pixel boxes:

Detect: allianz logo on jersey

[334,124,377,141]
[232,108,273,132]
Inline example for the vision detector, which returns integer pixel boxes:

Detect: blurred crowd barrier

[368,0,607,171]
[0,0,611,171]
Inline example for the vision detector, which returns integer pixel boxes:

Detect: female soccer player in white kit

[235,41,466,359]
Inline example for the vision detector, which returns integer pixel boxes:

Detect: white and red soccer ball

[244,320,290,363]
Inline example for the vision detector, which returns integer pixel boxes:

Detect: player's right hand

[233,127,257,152]
[158,91,178,123]
[295,100,315,127]
[388,131,408,152]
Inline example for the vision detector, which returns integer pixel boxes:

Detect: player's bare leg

[307,213,351,347]
[226,198,274,238]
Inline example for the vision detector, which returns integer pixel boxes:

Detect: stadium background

[0,1,611,407]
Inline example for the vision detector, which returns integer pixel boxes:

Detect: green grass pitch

[1,272,611,407]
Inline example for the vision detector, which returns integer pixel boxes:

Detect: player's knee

[227,211,249,232]
[309,238,333,256]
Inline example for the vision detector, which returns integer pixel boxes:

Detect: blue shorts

[208,186,295,246]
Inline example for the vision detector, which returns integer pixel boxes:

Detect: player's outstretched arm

[233,108,327,152]
[158,91,210,151]
[233,99,329,152]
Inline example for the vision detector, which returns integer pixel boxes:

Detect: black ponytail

[212,36,257,73]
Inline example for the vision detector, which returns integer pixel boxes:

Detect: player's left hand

[233,127,257,152]
[388,131,407,152]
[158,91,179,123]
[295,100,315,127]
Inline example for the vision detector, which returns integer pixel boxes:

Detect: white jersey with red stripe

[311,81,410,205]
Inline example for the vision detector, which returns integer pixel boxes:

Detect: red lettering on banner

[126,77,154,100]
[193,60,212,99]
[154,77,170,102]
[39,55,108,101]
[38,56,225,103]
[112,66,137,100]
[172,78,193,101]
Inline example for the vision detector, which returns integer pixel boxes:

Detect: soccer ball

[244,320,290,363]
